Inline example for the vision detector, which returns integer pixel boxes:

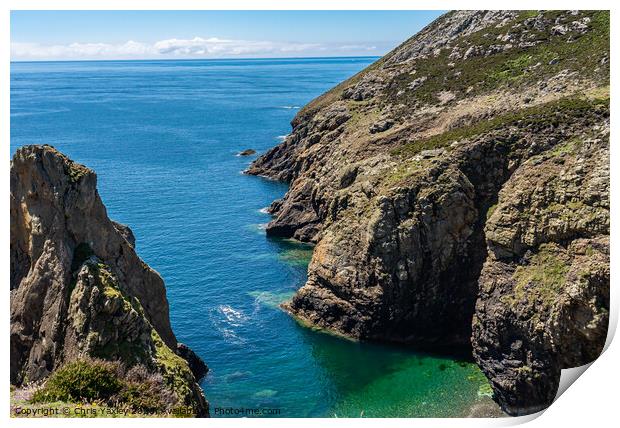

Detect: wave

[11,107,70,118]
[245,223,268,236]
[218,304,249,326]
[276,135,288,141]
[279,105,301,110]
[209,305,250,345]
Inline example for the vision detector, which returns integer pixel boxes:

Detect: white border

[2,1,617,427]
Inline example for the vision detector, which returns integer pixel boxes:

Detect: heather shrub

[115,365,178,412]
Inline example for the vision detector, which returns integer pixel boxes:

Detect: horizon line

[11,55,382,64]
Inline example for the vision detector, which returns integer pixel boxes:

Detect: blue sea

[10,58,494,417]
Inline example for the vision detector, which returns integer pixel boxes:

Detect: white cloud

[11,41,155,60]
[335,44,378,51]
[152,37,321,56]
[11,37,376,61]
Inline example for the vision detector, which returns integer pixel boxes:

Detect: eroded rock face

[247,10,609,415]
[10,145,208,416]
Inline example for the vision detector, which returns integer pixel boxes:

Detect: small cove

[10,57,498,417]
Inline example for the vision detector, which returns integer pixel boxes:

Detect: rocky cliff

[247,10,609,415]
[10,145,209,416]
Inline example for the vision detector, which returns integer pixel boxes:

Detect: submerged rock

[10,145,209,416]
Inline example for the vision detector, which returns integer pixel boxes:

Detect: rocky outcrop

[472,132,609,415]
[237,149,256,156]
[10,145,209,416]
[176,343,209,380]
[247,10,609,415]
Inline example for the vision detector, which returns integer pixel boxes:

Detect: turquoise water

[10,58,493,417]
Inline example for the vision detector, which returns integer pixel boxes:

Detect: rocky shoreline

[8,10,609,419]
[247,10,610,415]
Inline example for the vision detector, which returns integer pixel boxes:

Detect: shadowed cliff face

[247,10,609,415]
[10,145,209,416]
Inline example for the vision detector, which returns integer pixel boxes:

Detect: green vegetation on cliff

[388,10,609,106]
[31,360,122,404]
[20,359,194,417]
[511,243,570,307]
[393,95,609,159]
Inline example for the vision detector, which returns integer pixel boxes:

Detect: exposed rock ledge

[10,145,209,416]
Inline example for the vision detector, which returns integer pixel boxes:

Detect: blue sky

[11,10,445,61]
